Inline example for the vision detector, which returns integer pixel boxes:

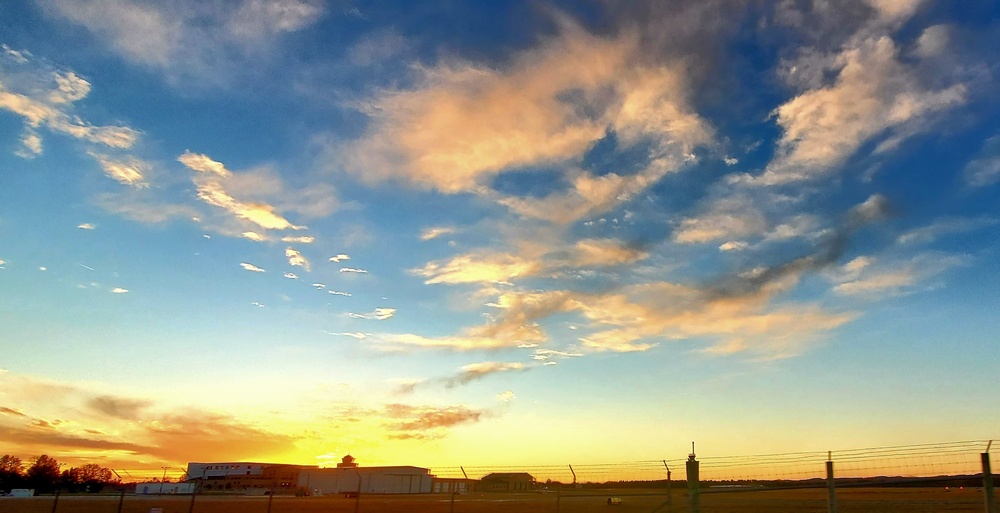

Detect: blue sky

[1,0,999,474]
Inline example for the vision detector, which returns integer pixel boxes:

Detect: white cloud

[897,216,998,245]
[420,226,456,241]
[285,247,310,271]
[77,223,96,230]
[964,136,1000,187]
[719,241,748,252]
[831,252,966,297]
[724,157,738,166]
[348,307,396,320]
[88,152,149,188]
[496,390,516,403]
[40,0,325,86]
[312,283,325,289]
[283,272,298,279]
[329,254,350,262]
[178,151,231,177]
[281,235,315,244]
[340,267,368,274]
[111,287,128,294]
[240,262,266,273]
[328,290,351,297]
[745,36,965,185]
[242,231,266,242]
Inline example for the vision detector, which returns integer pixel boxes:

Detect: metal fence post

[555,488,560,513]
[984,451,996,513]
[827,452,837,513]
[686,444,700,513]
[50,490,60,513]
[116,489,125,513]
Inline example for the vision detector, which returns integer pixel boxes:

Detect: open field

[0,487,990,513]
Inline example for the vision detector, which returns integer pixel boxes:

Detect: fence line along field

[0,487,991,513]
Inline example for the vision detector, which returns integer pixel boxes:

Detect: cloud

[413,252,542,285]
[420,226,456,241]
[444,362,526,387]
[719,241,748,252]
[0,49,140,157]
[39,0,326,87]
[95,191,200,225]
[281,235,315,244]
[384,404,484,434]
[964,135,1000,187]
[897,216,999,245]
[335,21,710,228]
[111,287,128,294]
[285,247,310,271]
[239,262,266,273]
[830,252,967,297]
[328,290,351,297]
[743,36,965,185]
[242,231,266,241]
[179,152,331,236]
[87,395,151,420]
[339,267,368,274]
[178,151,231,177]
[348,307,395,320]
[0,374,300,464]
[496,391,516,403]
[88,152,149,187]
[283,272,298,279]
[78,223,96,230]
[329,254,350,262]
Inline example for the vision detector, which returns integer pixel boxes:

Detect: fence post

[555,488,560,513]
[984,451,996,513]
[450,489,456,513]
[686,444,700,513]
[826,452,837,513]
[188,485,197,513]
[50,490,60,513]
[116,489,125,513]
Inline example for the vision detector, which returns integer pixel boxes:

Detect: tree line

[1,454,119,494]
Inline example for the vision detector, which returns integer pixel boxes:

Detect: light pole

[159,467,169,495]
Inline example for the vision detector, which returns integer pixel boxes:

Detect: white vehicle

[8,489,35,497]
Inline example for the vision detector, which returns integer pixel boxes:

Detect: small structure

[479,472,535,492]
[8,489,34,497]
[432,477,477,494]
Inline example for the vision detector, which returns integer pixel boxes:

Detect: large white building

[298,455,432,495]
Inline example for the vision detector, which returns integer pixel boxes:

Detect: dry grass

[0,487,989,513]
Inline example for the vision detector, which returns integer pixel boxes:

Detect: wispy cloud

[281,235,315,244]
[963,135,1000,187]
[340,267,368,274]
[242,231,266,241]
[445,362,526,387]
[240,262,266,273]
[420,226,456,241]
[328,290,351,297]
[78,223,96,230]
[110,287,128,294]
[897,216,998,245]
[88,152,149,188]
[348,308,395,320]
[329,254,350,262]
[284,272,298,279]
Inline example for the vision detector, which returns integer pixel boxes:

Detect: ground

[0,487,989,513]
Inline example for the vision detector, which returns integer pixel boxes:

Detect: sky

[1,0,999,480]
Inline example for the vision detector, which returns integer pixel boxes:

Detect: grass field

[0,487,989,513]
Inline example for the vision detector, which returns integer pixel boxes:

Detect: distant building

[185,462,302,494]
[298,455,433,495]
[186,455,433,495]
[479,472,535,492]
[431,477,477,494]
